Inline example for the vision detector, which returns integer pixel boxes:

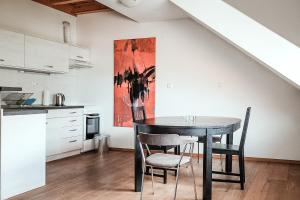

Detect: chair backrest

[131,106,147,122]
[239,107,251,151]
[138,133,185,146]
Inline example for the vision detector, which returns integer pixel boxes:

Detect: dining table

[134,116,241,200]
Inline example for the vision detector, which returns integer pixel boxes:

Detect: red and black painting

[114,37,156,127]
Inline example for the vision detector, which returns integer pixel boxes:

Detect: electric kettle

[54,93,65,106]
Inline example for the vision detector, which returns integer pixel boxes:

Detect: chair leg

[174,166,181,200]
[239,154,244,190]
[242,151,245,183]
[163,169,167,184]
[150,166,155,195]
[140,166,146,200]
[190,161,198,200]
[163,147,168,184]
[146,152,150,174]
[197,141,200,163]
[146,166,150,174]
[174,146,178,176]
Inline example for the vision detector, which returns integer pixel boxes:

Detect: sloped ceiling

[224,0,300,47]
[170,0,300,89]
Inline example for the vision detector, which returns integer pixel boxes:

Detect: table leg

[134,125,142,192]
[203,132,212,200]
[226,133,233,173]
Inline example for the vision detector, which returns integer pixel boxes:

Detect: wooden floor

[10,151,300,200]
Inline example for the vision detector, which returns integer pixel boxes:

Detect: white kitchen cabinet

[0,29,24,69]
[46,119,62,156]
[1,113,46,199]
[70,45,90,62]
[46,109,84,161]
[47,108,83,119]
[61,136,82,153]
[25,36,69,73]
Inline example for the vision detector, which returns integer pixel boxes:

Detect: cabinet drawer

[47,116,83,127]
[61,136,82,153]
[61,116,83,127]
[47,109,83,119]
[61,126,83,138]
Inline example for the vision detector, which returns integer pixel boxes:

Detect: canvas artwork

[114,37,156,127]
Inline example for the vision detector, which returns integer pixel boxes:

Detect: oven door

[86,115,99,139]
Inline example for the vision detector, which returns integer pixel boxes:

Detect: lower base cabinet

[46,109,84,161]
[1,113,46,199]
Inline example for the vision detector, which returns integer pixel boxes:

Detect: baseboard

[47,150,81,162]
[110,147,134,152]
[109,147,300,165]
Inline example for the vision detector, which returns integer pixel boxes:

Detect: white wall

[76,12,300,160]
[0,0,299,160]
[224,0,300,47]
[0,0,79,104]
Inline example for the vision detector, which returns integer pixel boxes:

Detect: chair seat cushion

[146,153,191,168]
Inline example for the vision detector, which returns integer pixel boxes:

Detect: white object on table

[42,90,50,106]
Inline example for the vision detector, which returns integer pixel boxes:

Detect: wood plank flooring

[10,151,300,200]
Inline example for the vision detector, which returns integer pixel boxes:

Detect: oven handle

[86,116,99,119]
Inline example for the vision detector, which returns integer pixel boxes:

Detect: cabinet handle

[69,140,77,143]
[69,129,77,132]
[0,59,5,62]
[45,65,54,68]
[70,112,77,114]
[76,56,83,59]
[70,120,77,122]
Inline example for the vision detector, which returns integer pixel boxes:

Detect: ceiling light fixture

[119,0,143,8]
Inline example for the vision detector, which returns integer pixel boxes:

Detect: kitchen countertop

[2,105,84,110]
[0,87,22,92]
[1,105,84,116]
[3,109,48,116]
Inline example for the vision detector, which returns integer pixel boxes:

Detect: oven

[85,113,100,140]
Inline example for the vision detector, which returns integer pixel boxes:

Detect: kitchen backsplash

[0,68,80,105]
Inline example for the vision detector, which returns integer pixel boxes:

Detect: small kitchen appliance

[82,106,101,152]
[54,93,65,106]
[85,113,100,140]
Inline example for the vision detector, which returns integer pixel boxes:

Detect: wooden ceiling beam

[51,0,90,6]
[32,0,111,16]
[71,2,108,15]
[74,8,110,15]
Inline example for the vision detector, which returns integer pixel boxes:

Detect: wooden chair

[196,136,222,163]
[131,106,179,184]
[212,107,251,190]
[137,133,197,200]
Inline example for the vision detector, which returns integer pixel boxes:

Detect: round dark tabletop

[135,116,241,129]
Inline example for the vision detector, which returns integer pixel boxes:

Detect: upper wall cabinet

[0,29,25,69]
[69,45,93,69]
[25,36,69,73]
[70,46,90,62]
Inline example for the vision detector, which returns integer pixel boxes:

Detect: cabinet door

[0,29,24,68]
[25,36,69,73]
[46,119,62,156]
[1,114,46,199]
[70,46,90,62]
